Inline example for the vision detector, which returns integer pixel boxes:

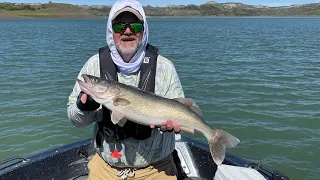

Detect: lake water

[0,17,319,179]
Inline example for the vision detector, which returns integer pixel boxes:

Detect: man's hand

[150,120,181,134]
[80,93,88,104]
[76,91,100,111]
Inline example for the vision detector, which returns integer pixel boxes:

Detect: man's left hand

[150,120,181,134]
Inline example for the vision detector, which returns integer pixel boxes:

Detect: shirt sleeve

[155,55,185,99]
[67,54,103,127]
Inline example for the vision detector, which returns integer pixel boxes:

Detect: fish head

[76,74,120,103]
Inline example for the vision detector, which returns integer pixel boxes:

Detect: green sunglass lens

[130,23,143,33]
[113,23,126,33]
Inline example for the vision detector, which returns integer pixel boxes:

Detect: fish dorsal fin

[174,98,203,118]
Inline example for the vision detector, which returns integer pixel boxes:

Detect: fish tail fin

[207,128,240,165]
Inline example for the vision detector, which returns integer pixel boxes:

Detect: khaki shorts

[87,153,178,180]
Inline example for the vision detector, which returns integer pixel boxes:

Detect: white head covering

[106,0,148,75]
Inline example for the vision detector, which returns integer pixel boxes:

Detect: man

[67,0,184,179]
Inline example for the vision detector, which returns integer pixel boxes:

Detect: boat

[0,135,289,180]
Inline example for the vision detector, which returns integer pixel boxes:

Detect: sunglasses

[112,22,144,33]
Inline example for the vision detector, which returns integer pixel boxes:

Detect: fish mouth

[77,74,93,96]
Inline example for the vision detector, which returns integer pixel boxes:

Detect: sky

[1,0,319,7]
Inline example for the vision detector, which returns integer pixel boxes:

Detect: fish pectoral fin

[113,97,130,106]
[111,112,126,125]
[180,126,195,133]
[174,98,203,118]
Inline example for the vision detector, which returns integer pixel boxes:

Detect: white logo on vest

[143,57,150,63]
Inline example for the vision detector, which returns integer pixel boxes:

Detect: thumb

[81,93,88,104]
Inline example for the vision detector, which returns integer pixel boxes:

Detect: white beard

[116,40,142,57]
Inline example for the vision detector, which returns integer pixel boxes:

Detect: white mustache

[120,36,136,41]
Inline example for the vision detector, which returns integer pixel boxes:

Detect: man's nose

[124,26,132,34]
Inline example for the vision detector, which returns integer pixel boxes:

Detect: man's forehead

[113,11,141,23]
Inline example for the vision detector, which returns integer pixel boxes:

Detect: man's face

[112,12,143,60]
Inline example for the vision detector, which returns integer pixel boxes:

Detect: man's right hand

[76,91,100,111]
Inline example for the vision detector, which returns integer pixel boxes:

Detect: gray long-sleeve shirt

[67,53,184,167]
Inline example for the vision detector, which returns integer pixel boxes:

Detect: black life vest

[95,44,158,146]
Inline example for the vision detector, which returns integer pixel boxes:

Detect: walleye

[77,74,240,165]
